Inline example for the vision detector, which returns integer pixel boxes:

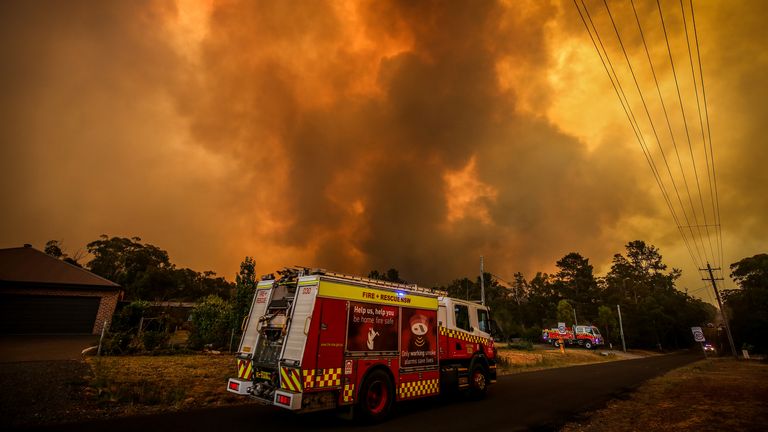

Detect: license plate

[254,371,272,380]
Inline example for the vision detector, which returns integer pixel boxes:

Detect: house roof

[0,246,119,288]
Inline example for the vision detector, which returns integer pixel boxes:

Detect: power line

[656,0,717,268]
[628,0,711,269]
[602,0,708,268]
[574,0,702,269]
[679,0,720,270]
[573,0,725,281]
[689,0,724,275]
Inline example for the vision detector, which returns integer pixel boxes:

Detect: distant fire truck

[227,268,500,421]
[541,325,603,349]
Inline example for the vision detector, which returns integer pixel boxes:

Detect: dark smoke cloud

[180,0,651,284]
[1,0,764,291]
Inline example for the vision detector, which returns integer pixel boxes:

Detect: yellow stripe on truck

[318,281,438,310]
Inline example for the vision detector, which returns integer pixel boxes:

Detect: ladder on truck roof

[309,268,447,297]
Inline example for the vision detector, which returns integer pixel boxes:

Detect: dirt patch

[560,358,768,431]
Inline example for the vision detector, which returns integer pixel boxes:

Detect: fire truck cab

[226,268,498,422]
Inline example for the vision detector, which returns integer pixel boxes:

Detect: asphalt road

[31,352,699,432]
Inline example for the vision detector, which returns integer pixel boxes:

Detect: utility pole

[702,263,737,359]
[572,307,578,326]
[480,256,485,306]
[617,304,626,352]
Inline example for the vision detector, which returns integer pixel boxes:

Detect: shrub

[188,295,233,350]
[508,340,534,351]
[142,330,170,351]
[111,301,151,333]
[521,325,543,342]
[100,331,136,355]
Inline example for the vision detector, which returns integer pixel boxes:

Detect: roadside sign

[558,322,566,334]
[691,327,705,342]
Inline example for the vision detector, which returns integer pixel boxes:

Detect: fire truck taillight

[228,381,240,391]
[276,394,291,406]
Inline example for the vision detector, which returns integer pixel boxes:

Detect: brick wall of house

[93,290,120,334]
[0,286,121,334]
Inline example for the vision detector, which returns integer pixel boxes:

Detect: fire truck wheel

[584,341,593,350]
[467,365,488,400]
[553,340,560,348]
[357,370,394,423]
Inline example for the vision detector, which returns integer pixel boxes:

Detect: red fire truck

[226,268,500,421]
[541,325,603,349]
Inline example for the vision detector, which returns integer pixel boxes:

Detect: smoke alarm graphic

[410,314,428,335]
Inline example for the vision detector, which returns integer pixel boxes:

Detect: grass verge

[496,347,618,374]
[85,354,247,416]
[560,358,768,431]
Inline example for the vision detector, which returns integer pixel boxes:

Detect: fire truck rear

[226,268,499,421]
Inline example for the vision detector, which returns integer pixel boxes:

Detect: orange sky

[1,0,766,302]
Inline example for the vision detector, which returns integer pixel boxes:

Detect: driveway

[0,335,98,362]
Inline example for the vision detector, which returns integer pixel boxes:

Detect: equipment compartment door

[238,281,275,355]
[280,278,319,363]
[314,298,346,382]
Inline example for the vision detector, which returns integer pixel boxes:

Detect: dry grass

[496,347,617,374]
[561,358,768,432]
[1,354,252,428]
[84,353,251,418]
[2,348,660,428]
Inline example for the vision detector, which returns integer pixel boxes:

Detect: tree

[597,305,617,343]
[604,241,706,349]
[508,272,529,329]
[86,235,172,291]
[553,252,600,322]
[729,253,768,290]
[368,268,406,283]
[525,272,555,327]
[556,300,574,327]
[44,239,83,267]
[725,254,768,353]
[44,240,64,258]
[443,277,475,301]
[232,257,257,333]
[86,235,233,301]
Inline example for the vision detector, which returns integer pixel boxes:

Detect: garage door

[0,295,100,334]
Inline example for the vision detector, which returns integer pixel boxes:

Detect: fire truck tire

[584,341,593,350]
[552,340,560,348]
[467,364,488,400]
[357,369,394,423]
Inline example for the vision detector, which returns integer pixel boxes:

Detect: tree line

[45,236,766,354]
[421,240,715,351]
[46,236,233,301]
